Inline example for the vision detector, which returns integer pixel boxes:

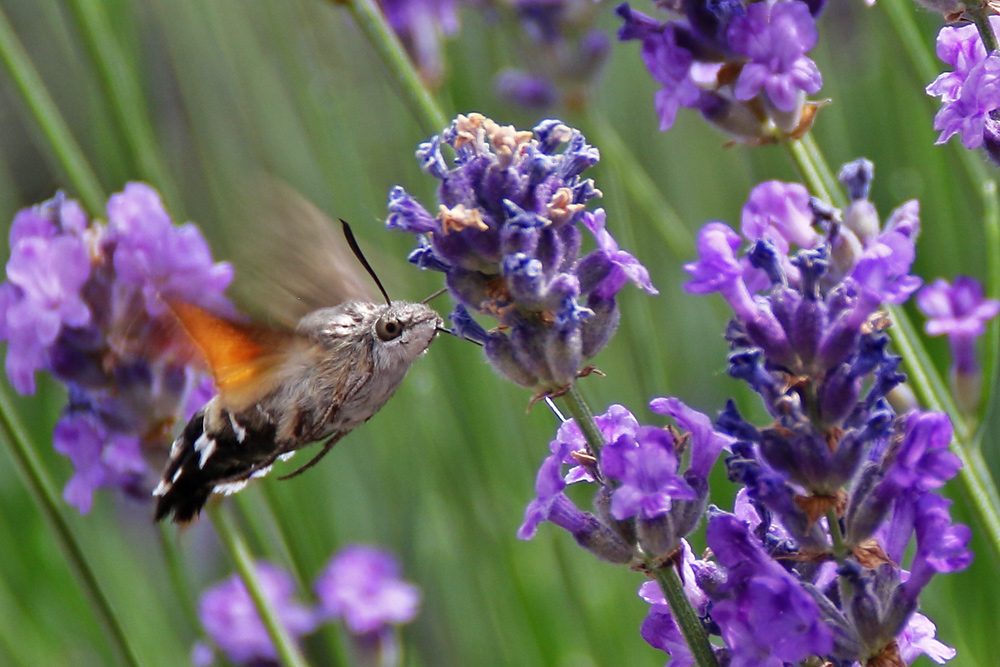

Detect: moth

[153,187,443,523]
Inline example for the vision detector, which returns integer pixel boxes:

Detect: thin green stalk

[558,383,605,458]
[977,180,1000,442]
[331,0,447,136]
[970,5,1000,55]
[786,135,840,207]
[0,386,142,667]
[62,0,182,210]
[0,5,104,215]
[158,523,199,623]
[208,505,310,667]
[586,113,694,259]
[648,557,720,667]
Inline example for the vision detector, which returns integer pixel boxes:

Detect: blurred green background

[0,0,995,665]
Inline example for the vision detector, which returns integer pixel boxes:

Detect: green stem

[157,523,199,623]
[0,5,105,215]
[208,505,310,667]
[62,0,182,210]
[586,113,694,259]
[559,383,605,458]
[977,180,1000,442]
[970,5,1000,55]
[785,135,837,207]
[0,386,142,667]
[648,557,720,667]
[333,0,448,136]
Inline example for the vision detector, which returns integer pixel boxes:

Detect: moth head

[298,301,443,369]
[371,301,442,372]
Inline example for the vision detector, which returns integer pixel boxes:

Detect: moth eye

[375,316,403,341]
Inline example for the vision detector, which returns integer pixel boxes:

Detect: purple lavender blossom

[616,0,824,140]
[493,0,611,112]
[917,276,999,411]
[315,545,421,634]
[0,186,233,513]
[520,401,729,560]
[380,0,463,87]
[927,17,1000,159]
[53,412,145,513]
[388,114,655,393]
[197,562,316,665]
[727,0,822,113]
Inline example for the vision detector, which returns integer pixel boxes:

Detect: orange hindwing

[167,301,300,409]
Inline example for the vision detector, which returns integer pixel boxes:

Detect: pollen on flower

[547,187,584,226]
[438,203,488,233]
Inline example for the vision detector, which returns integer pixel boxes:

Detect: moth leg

[277,436,338,480]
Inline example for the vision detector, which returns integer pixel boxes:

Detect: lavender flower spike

[0,185,232,513]
[316,544,422,665]
[196,562,317,665]
[917,276,1000,413]
[389,114,655,394]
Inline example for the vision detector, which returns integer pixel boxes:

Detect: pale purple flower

[603,426,696,520]
[315,545,420,634]
[551,402,639,484]
[2,207,92,394]
[897,613,957,665]
[727,1,822,112]
[198,563,317,665]
[649,396,734,479]
[917,276,1000,375]
[108,183,233,317]
[740,181,820,253]
[53,412,145,513]
[0,186,233,513]
[579,209,658,298]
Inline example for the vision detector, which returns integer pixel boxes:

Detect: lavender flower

[195,562,317,666]
[316,545,421,666]
[927,17,1000,163]
[388,114,655,394]
[315,545,421,633]
[616,0,824,141]
[519,400,730,561]
[493,0,610,110]
[635,160,971,665]
[917,276,1000,412]
[381,0,465,87]
[0,185,232,512]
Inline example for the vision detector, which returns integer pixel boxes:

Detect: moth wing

[224,179,377,327]
[168,301,306,412]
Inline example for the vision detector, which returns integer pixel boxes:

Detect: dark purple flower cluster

[927,16,1000,163]
[615,0,824,141]
[193,546,420,666]
[0,185,231,512]
[518,399,733,564]
[493,0,610,110]
[629,159,971,665]
[387,113,656,393]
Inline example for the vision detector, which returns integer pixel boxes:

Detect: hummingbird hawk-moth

[153,188,442,523]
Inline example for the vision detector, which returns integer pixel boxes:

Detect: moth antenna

[340,219,391,305]
[421,287,448,304]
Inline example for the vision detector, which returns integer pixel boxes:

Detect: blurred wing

[168,301,304,411]
[227,179,376,326]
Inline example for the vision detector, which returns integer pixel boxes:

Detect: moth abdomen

[153,402,284,523]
